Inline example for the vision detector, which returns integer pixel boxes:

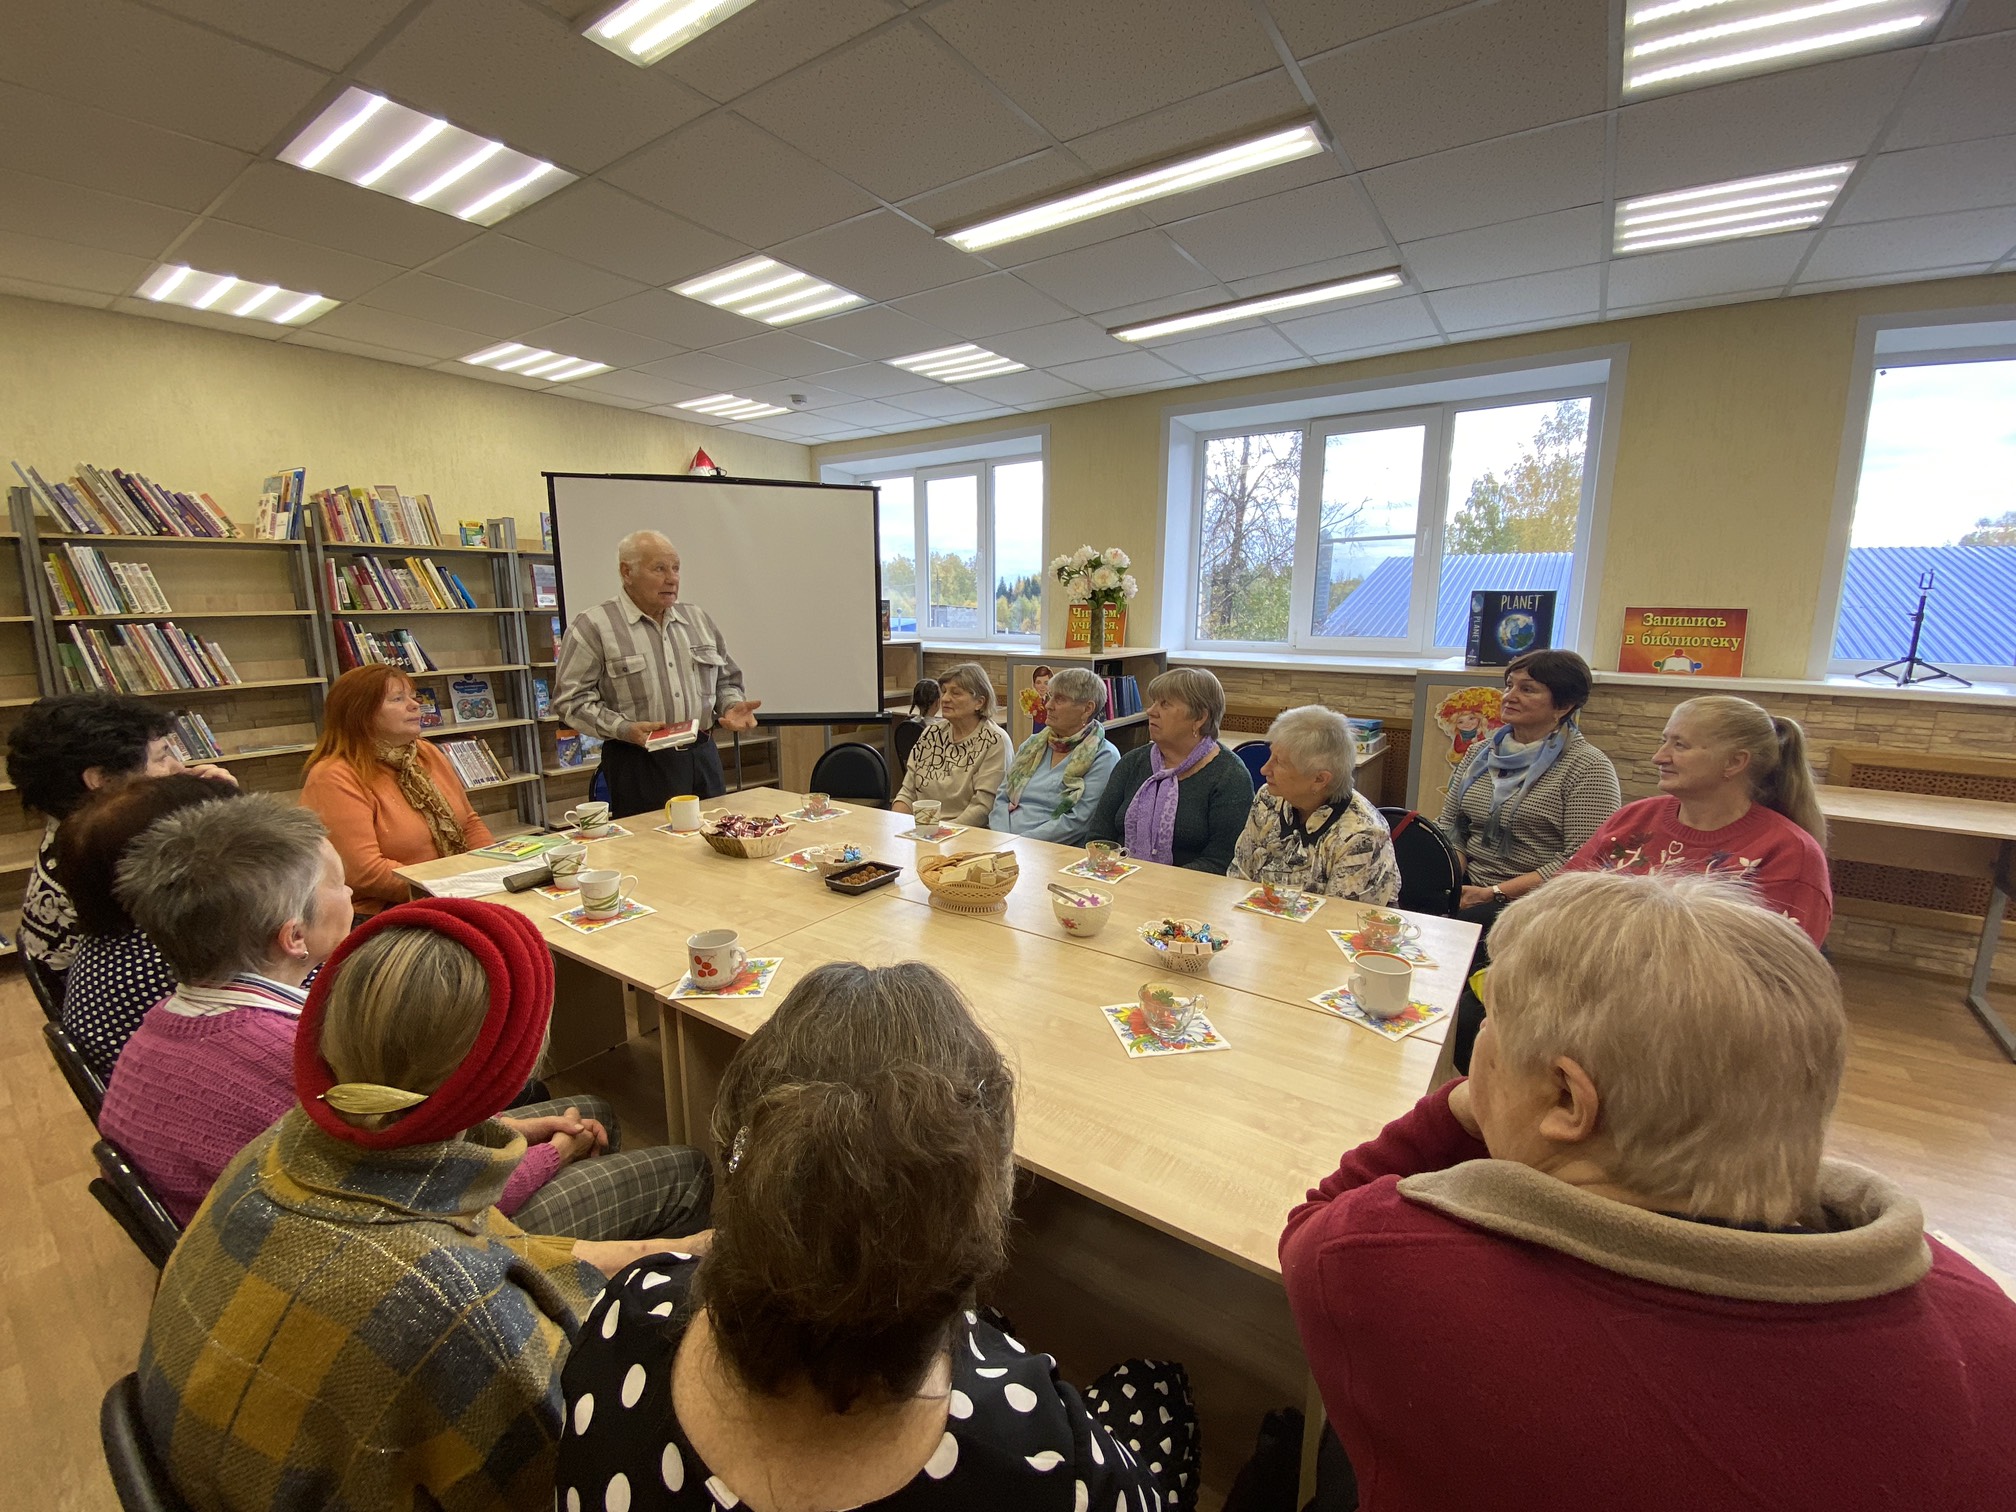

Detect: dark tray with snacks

[823,860,900,895]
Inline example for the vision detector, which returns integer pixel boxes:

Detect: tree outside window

[1197,430,1300,642]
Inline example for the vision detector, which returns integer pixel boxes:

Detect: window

[1188,391,1598,653]
[868,455,1043,640]
[1831,356,2016,678]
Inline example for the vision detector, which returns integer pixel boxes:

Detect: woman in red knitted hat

[135,898,710,1512]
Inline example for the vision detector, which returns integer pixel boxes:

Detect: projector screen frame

[542,470,887,726]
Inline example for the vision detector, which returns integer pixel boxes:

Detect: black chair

[22,951,65,1022]
[892,716,927,770]
[101,1373,193,1512]
[91,1139,182,1270]
[1379,807,1463,917]
[807,742,891,807]
[43,1019,106,1122]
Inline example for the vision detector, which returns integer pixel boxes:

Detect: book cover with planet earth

[1465,591,1557,667]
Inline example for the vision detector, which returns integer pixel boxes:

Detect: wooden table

[1817,785,2016,1061]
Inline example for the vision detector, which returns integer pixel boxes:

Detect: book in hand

[1466,590,1557,667]
[644,720,698,751]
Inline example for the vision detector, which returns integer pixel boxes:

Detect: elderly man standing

[553,530,761,816]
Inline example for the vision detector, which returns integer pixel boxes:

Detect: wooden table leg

[675,1012,742,1157]
[1963,841,2015,1063]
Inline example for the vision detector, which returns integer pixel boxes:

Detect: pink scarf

[1123,740,1216,865]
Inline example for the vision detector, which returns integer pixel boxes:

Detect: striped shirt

[1435,727,1621,886]
[552,596,746,742]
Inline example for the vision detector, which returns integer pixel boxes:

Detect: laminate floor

[8,961,2012,1512]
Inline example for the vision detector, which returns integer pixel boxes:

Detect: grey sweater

[1436,727,1620,886]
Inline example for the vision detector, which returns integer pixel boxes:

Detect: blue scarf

[1449,724,1571,852]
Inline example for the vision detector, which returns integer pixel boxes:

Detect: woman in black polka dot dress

[558,962,1200,1512]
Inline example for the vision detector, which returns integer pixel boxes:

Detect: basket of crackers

[916,849,1020,913]
[700,811,795,859]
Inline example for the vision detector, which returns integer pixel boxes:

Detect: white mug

[687,928,747,990]
[664,794,702,832]
[547,842,588,889]
[1349,951,1414,1019]
[565,801,613,834]
[912,798,942,829]
[577,868,636,918]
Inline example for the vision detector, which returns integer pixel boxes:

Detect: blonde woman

[891,662,1013,826]
[1566,695,1832,945]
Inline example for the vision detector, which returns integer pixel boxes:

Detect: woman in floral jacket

[1229,706,1400,904]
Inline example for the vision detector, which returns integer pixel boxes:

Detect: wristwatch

[1491,884,1508,905]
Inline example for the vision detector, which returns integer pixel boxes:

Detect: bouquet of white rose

[1050,544,1139,609]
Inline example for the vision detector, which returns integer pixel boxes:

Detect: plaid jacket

[139,1108,605,1512]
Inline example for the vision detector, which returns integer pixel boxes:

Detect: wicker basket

[1137,918,1228,975]
[700,812,795,859]
[917,850,1020,914]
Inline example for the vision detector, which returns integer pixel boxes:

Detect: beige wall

[0,295,811,530]
[817,272,2016,680]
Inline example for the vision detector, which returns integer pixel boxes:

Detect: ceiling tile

[1793,266,1997,295]
[899,150,1089,231]
[1303,0,1607,170]
[554,386,653,412]
[987,318,1135,366]
[1164,178,1389,282]
[0,169,195,259]
[889,272,1077,337]
[1274,292,1441,354]
[1605,287,1784,320]
[733,377,855,410]
[813,363,939,399]
[1885,33,2016,150]
[0,229,151,296]
[1264,0,1472,60]
[707,331,859,378]
[774,210,989,302]
[0,0,329,152]
[659,0,903,105]
[925,0,1282,139]
[1400,205,1603,291]
[1046,349,1188,390]
[425,234,646,315]
[581,289,767,348]
[305,303,495,358]
[146,0,411,70]
[728,410,848,440]
[360,271,563,338]
[1799,207,2016,282]
[818,398,935,428]
[357,0,711,172]
[428,358,553,392]
[1426,265,1600,332]
[1942,0,2016,39]
[955,368,1090,405]
[1613,50,1919,197]
[789,303,961,360]
[736,23,1047,201]
[170,219,404,299]
[281,330,444,368]
[873,384,1005,419]
[504,182,751,287]
[567,370,718,407]
[1066,69,1312,179]
[634,351,781,391]
[1834,135,2016,224]
[1150,324,1307,376]
[210,161,482,266]
[516,316,684,369]
[0,83,249,213]
[1012,230,1217,316]
[0,275,115,310]
[1604,234,1814,310]
[1138,153,1344,229]
[606,112,878,248]
[1362,118,1605,242]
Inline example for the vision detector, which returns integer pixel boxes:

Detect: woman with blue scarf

[1438,650,1620,1071]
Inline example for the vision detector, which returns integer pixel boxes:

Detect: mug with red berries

[686,928,747,990]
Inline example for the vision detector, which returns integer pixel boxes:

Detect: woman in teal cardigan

[1089,667,1253,874]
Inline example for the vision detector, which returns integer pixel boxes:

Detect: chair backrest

[101,1373,194,1512]
[22,951,65,1021]
[807,742,892,806]
[1234,740,1271,789]
[91,1138,182,1269]
[1378,807,1463,917]
[42,1019,106,1122]
[892,718,925,769]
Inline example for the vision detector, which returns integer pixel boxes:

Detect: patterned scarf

[375,740,467,860]
[1003,718,1107,818]
[1449,724,1570,851]
[1123,738,1217,864]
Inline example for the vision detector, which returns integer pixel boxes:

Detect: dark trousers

[1451,896,1509,1075]
[598,735,727,819]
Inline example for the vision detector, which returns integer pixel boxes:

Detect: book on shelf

[324,556,477,612]
[436,737,509,788]
[163,710,223,763]
[539,512,553,552]
[554,726,605,769]
[459,519,487,547]
[1098,675,1141,719]
[43,544,172,616]
[531,676,551,719]
[59,622,242,694]
[12,459,237,537]
[255,468,307,540]
[414,687,444,729]
[334,622,436,673]
[531,563,556,608]
[449,674,496,723]
[311,484,445,546]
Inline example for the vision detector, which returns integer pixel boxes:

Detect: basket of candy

[700,811,795,859]
[1137,917,1229,974]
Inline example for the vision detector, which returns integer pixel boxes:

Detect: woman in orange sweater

[302,666,495,914]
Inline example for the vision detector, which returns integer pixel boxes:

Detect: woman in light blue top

[989,666,1119,845]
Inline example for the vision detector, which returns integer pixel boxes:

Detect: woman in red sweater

[302,664,495,915]
[1565,694,1832,944]
[1281,871,2016,1512]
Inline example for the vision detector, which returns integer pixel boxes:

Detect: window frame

[861,452,1045,644]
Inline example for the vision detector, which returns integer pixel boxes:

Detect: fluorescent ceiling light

[1110,271,1405,343]
[281,87,575,225]
[888,344,1028,383]
[676,393,791,421]
[671,257,865,327]
[1622,0,1946,94]
[460,343,610,383]
[139,264,337,326]
[584,0,761,66]
[1613,162,1852,252]
[943,122,1326,252]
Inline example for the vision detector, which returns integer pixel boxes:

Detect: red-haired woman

[302,665,494,914]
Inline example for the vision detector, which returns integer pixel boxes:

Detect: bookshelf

[1004,646,1167,747]
[0,503,45,956]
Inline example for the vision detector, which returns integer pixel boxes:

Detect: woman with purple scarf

[1088,668,1254,874]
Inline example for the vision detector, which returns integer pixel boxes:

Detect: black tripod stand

[1858,570,1971,688]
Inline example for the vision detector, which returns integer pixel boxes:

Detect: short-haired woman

[1089,667,1253,874]
[302,664,496,915]
[1229,705,1400,903]
[990,666,1120,844]
[141,900,707,1512]
[559,961,1200,1511]
[56,773,241,1078]
[1282,871,2016,1512]
[5,691,232,978]
[892,662,1013,826]
[1565,695,1832,945]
